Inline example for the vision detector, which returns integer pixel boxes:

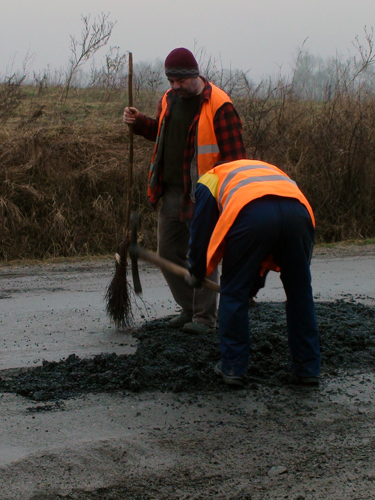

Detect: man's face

[167,76,199,98]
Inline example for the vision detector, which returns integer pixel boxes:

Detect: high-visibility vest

[148,84,232,198]
[199,159,315,275]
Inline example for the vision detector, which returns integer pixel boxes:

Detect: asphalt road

[1,252,374,371]
[0,249,374,499]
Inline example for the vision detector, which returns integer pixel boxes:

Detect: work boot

[181,322,216,335]
[168,312,192,328]
[214,362,245,387]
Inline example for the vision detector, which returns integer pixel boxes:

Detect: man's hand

[123,106,139,124]
[184,273,203,289]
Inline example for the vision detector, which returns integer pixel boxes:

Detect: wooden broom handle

[125,52,134,233]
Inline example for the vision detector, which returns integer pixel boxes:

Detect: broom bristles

[105,236,132,329]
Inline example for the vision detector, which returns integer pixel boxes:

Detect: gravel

[1,298,374,402]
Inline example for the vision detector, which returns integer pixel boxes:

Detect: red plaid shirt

[133,77,246,221]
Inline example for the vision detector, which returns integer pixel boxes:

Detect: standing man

[186,159,321,386]
[123,47,246,334]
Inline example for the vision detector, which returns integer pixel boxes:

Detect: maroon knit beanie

[165,48,199,78]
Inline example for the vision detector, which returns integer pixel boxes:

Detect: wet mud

[1,298,374,402]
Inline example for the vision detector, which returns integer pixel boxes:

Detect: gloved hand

[184,272,203,289]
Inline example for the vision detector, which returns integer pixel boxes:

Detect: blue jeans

[219,196,321,378]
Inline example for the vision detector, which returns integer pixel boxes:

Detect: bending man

[187,159,321,386]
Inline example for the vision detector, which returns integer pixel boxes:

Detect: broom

[105,52,134,328]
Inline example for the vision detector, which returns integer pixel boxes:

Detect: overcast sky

[1,0,375,82]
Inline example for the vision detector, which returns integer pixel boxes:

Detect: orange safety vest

[148,84,232,197]
[199,159,315,275]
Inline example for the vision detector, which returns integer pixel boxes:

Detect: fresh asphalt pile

[1,298,374,402]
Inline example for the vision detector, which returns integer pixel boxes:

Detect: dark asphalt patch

[1,299,374,402]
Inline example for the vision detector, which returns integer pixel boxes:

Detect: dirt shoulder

[313,241,375,258]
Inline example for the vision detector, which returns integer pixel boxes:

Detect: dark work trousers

[158,185,218,327]
[219,195,320,377]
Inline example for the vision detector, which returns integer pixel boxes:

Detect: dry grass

[0,83,375,261]
[0,104,156,260]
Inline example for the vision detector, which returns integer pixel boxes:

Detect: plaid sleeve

[214,103,247,160]
[132,98,163,141]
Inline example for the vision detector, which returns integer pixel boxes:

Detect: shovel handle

[137,246,220,293]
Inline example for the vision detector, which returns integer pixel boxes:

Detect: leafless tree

[61,12,116,102]
[350,26,375,84]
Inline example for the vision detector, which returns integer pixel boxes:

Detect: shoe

[295,376,320,386]
[214,362,245,387]
[181,322,216,335]
[168,312,192,328]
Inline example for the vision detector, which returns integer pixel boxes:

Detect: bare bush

[193,44,250,97]
[235,70,375,242]
[33,71,51,97]
[0,51,33,119]
[90,46,127,100]
[132,60,166,98]
[0,74,26,120]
